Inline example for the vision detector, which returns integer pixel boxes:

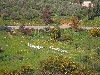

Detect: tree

[42,7,52,25]
[1,7,12,20]
[22,11,32,20]
[78,6,89,19]
[67,3,95,19]
[1,13,9,20]
[70,16,80,32]
[87,7,95,20]
[10,12,19,20]
[0,0,98,20]
[67,4,82,16]
[93,1,100,17]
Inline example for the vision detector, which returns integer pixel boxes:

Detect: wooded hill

[0,0,100,20]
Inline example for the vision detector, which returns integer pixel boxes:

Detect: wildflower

[41,37,44,38]
[27,43,30,46]
[22,36,24,38]
[4,37,6,38]
[6,45,8,46]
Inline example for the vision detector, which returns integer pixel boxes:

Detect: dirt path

[8,26,100,29]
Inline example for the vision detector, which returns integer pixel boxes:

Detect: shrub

[38,56,98,75]
[19,64,34,75]
[42,8,53,25]
[93,63,100,72]
[96,47,100,56]
[49,26,61,40]
[43,27,51,33]
[89,28,100,37]
[0,65,34,75]
[0,67,11,75]
[80,55,92,65]
[19,25,25,35]
[58,34,73,43]
[70,16,79,32]
[77,65,98,75]
[10,12,20,20]
[38,56,77,75]
[80,55,90,63]
[25,28,31,35]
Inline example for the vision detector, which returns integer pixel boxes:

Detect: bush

[49,26,61,40]
[43,27,51,33]
[0,65,34,75]
[58,34,73,43]
[10,12,20,20]
[80,55,92,65]
[42,8,53,25]
[38,56,77,75]
[89,28,100,37]
[38,56,98,75]
[93,63,100,72]
[96,47,100,56]
[19,25,25,35]
[70,16,79,32]
[25,28,31,35]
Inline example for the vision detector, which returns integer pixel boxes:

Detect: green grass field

[0,28,100,74]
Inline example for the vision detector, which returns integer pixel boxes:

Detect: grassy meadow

[0,28,100,74]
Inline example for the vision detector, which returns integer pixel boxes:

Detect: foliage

[0,0,99,21]
[24,28,31,35]
[1,13,9,20]
[67,4,82,16]
[93,1,100,17]
[10,12,20,20]
[19,25,25,35]
[78,6,90,19]
[0,65,34,75]
[49,26,61,40]
[38,56,98,75]
[58,34,73,43]
[93,63,100,73]
[70,16,80,32]
[80,55,92,65]
[39,56,77,75]
[19,25,32,35]
[43,27,51,33]
[96,47,100,56]
[89,28,100,37]
[42,8,53,25]
[87,7,95,20]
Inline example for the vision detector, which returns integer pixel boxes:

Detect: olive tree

[93,1,100,17]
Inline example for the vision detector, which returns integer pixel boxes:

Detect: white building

[82,1,93,7]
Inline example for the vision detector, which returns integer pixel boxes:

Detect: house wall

[82,1,93,7]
